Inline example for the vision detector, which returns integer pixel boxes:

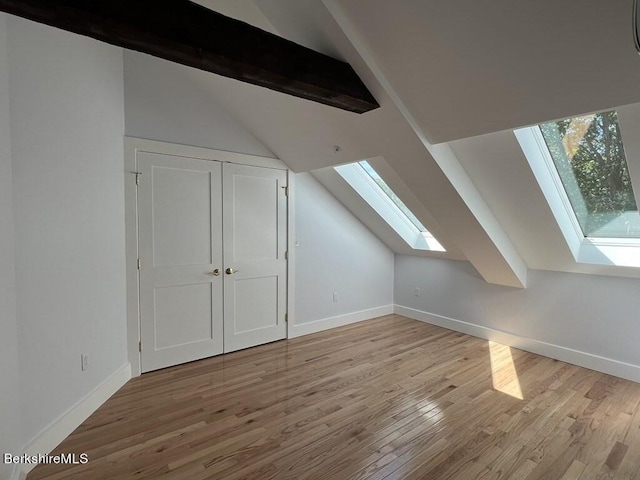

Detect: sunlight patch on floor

[489,341,523,400]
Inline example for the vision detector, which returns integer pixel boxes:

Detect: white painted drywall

[330,0,640,143]
[7,16,128,444]
[0,14,22,480]
[122,53,395,329]
[123,51,275,158]
[295,173,394,324]
[395,255,640,367]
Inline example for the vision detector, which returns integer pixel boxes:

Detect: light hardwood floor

[28,315,640,480]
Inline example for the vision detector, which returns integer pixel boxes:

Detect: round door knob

[225,267,238,275]
[209,268,221,276]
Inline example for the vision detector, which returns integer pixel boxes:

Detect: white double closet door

[137,152,287,372]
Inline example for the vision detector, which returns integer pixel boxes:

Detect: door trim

[124,137,293,376]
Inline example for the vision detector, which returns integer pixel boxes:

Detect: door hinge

[282,185,288,196]
[285,251,288,260]
[285,313,288,323]
[134,171,142,185]
[137,258,141,270]
[138,341,142,352]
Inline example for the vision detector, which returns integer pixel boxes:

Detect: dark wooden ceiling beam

[0,0,379,114]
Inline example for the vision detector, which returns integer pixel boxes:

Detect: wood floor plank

[27,315,640,480]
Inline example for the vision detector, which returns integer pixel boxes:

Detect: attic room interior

[2,0,640,479]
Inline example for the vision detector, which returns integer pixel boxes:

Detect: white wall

[123,52,395,335]
[7,16,128,444]
[0,14,21,480]
[294,173,394,328]
[123,51,274,158]
[395,255,640,373]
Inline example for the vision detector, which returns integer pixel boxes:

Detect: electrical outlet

[332,292,339,302]
[81,354,88,371]
[415,287,421,297]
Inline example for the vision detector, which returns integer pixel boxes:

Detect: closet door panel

[222,163,287,352]
[138,152,223,372]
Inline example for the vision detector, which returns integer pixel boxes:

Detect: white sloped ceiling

[175,0,640,282]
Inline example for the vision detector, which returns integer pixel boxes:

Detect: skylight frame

[537,111,640,239]
[515,113,640,270]
[528,125,586,242]
[333,161,445,252]
[357,160,428,232]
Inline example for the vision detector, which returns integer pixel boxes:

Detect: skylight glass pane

[539,111,640,238]
[358,161,427,231]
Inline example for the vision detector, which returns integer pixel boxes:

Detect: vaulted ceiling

[183,0,640,284]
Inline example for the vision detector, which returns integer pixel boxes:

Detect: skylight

[334,160,445,252]
[538,111,640,238]
[358,161,428,231]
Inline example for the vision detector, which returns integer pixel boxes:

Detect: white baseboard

[16,363,131,479]
[395,305,640,384]
[289,305,394,338]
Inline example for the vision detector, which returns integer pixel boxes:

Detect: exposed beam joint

[0,0,379,114]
